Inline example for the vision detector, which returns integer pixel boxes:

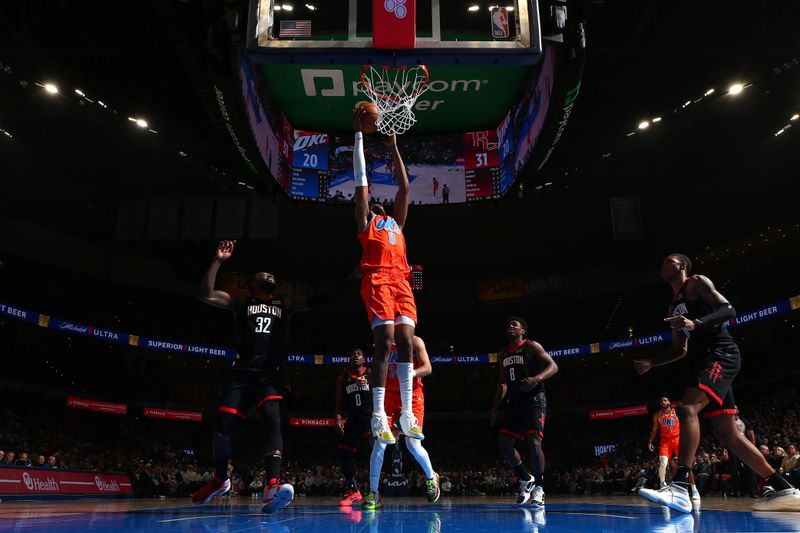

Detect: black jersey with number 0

[502,340,544,400]
[343,367,372,416]
[670,279,734,357]
[232,297,286,372]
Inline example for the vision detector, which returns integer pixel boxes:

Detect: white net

[360,65,430,135]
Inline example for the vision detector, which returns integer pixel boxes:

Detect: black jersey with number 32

[233,297,286,371]
[502,340,544,400]
[344,368,372,416]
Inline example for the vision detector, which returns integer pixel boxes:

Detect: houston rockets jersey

[657,408,680,438]
[357,215,411,275]
[343,367,372,416]
[502,340,544,399]
[232,297,286,371]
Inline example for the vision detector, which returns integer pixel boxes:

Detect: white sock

[405,438,434,479]
[372,387,385,416]
[370,440,387,493]
[396,363,414,415]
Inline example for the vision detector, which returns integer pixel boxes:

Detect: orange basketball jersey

[658,408,680,439]
[358,215,410,275]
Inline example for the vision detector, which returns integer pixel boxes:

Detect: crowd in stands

[2,388,797,500]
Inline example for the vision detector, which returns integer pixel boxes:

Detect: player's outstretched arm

[199,240,236,310]
[411,336,432,378]
[353,109,371,231]
[387,134,409,229]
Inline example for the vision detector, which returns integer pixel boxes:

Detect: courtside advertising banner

[66,396,127,415]
[143,407,203,422]
[290,417,336,427]
[0,467,133,496]
[589,405,649,420]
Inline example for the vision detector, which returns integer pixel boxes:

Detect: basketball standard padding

[373,0,416,49]
[357,102,379,133]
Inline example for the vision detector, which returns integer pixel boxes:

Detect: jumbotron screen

[238,47,557,204]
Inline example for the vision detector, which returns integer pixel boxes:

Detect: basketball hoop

[360,64,430,135]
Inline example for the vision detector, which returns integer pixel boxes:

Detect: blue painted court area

[1,501,799,532]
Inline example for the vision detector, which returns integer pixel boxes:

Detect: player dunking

[362,335,439,509]
[335,348,373,506]
[491,317,558,507]
[352,107,423,445]
[191,240,294,514]
[635,253,800,512]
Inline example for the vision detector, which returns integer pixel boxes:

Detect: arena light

[637,121,649,130]
[282,4,293,11]
[652,116,662,123]
[128,117,149,128]
[506,6,515,11]
[791,114,799,121]
[98,100,107,108]
[274,4,282,10]
[43,83,59,94]
[705,88,715,96]
[468,5,480,12]
[305,3,316,10]
[727,83,744,95]
[0,128,12,139]
[74,89,85,96]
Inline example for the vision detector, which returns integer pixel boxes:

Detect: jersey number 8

[509,368,516,381]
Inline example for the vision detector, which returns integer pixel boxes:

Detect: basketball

[356,101,379,134]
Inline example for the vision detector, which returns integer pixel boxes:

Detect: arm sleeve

[692,303,736,328]
[354,132,368,187]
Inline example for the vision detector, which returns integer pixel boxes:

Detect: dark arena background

[1,1,800,531]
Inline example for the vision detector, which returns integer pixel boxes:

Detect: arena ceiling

[1,1,799,279]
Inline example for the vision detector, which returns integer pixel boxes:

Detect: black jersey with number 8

[502,341,544,399]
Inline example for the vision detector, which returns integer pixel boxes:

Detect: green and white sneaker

[426,472,441,503]
[362,491,382,510]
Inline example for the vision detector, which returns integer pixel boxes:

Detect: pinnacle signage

[259,64,530,132]
[290,417,336,427]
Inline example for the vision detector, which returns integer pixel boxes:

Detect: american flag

[279,20,311,37]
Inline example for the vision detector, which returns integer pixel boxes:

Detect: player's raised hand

[215,240,236,262]
[352,107,364,132]
[633,358,652,375]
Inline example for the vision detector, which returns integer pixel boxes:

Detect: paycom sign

[259,64,530,133]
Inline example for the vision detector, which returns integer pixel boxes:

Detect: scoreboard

[463,130,502,201]
[290,130,329,200]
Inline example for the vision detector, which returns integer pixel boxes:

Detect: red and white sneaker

[262,480,294,514]
[339,488,363,506]
[191,475,231,504]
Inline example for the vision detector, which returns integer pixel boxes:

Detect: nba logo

[491,7,509,39]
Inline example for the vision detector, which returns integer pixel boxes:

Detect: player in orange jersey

[648,396,680,487]
[352,107,422,447]
[362,336,439,509]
